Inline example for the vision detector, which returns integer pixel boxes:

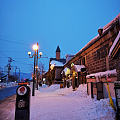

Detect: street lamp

[32,44,39,51]
[28,43,42,96]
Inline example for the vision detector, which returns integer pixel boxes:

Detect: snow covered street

[30,84,115,120]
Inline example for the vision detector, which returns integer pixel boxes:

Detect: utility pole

[7,57,14,82]
[15,66,20,82]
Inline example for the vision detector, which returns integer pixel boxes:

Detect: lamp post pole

[28,43,43,96]
[36,42,39,90]
[32,51,36,96]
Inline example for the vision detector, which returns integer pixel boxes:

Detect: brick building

[65,14,120,74]
[63,14,120,98]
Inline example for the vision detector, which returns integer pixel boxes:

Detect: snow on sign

[17,86,27,95]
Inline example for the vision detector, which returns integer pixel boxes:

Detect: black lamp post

[28,43,42,96]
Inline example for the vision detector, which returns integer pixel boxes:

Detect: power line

[0,38,29,45]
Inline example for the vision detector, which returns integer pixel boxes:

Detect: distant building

[46,46,66,84]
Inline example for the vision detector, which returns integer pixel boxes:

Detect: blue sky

[0,0,120,73]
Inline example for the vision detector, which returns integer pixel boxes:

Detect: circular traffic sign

[17,86,27,95]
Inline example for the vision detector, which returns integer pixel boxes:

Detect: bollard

[15,85,31,120]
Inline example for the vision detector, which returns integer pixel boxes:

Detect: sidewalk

[0,84,116,120]
[30,84,115,120]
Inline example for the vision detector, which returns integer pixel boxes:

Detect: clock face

[17,86,27,95]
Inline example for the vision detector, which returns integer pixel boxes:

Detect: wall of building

[55,67,63,81]
[64,18,120,75]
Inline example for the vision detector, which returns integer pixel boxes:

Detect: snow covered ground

[30,84,115,120]
[0,82,17,89]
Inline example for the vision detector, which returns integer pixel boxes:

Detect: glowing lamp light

[39,52,42,56]
[71,63,74,67]
[35,66,38,69]
[50,64,55,70]
[28,52,31,56]
[33,44,38,51]
[65,68,70,75]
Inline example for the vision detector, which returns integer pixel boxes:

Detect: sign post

[15,84,31,120]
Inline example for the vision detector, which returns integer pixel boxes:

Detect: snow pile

[30,84,115,120]
[39,84,60,92]
[55,84,88,98]
[86,69,117,78]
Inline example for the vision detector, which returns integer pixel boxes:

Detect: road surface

[0,86,18,101]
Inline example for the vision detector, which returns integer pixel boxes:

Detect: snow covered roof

[50,58,66,64]
[86,69,117,78]
[50,60,64,67]
[64,14,120,66]
[76,14,120,56]
[73,65,85,72]
[109,31,120,57]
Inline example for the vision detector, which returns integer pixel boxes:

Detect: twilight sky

[0,0,120,73]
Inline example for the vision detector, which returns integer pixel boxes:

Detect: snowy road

[0,86,18,101]
[0,84,116,120]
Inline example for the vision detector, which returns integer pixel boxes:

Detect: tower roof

[56,46,61,52]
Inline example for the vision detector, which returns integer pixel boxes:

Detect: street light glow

[33,44,38,51]
[28,52,31,55]
[50,64,55,70]
[39,52,42,56]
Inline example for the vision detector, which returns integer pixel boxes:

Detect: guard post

[114,81,120,119]
[15,83,31,120]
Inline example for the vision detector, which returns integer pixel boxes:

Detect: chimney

[98,28,103,36]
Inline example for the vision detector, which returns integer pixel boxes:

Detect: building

[46,46,66,84]
[63,13,120,99]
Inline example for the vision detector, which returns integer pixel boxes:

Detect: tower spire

[56,46,60,60]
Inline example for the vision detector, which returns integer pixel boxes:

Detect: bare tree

[38,62,45,84]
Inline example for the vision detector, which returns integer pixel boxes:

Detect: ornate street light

[28,43,42,96]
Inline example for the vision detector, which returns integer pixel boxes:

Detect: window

[82,57,85,65]
[96,44,108,60]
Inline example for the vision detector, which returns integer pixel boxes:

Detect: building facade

[46,46,66,84]
[63,14,120,98]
